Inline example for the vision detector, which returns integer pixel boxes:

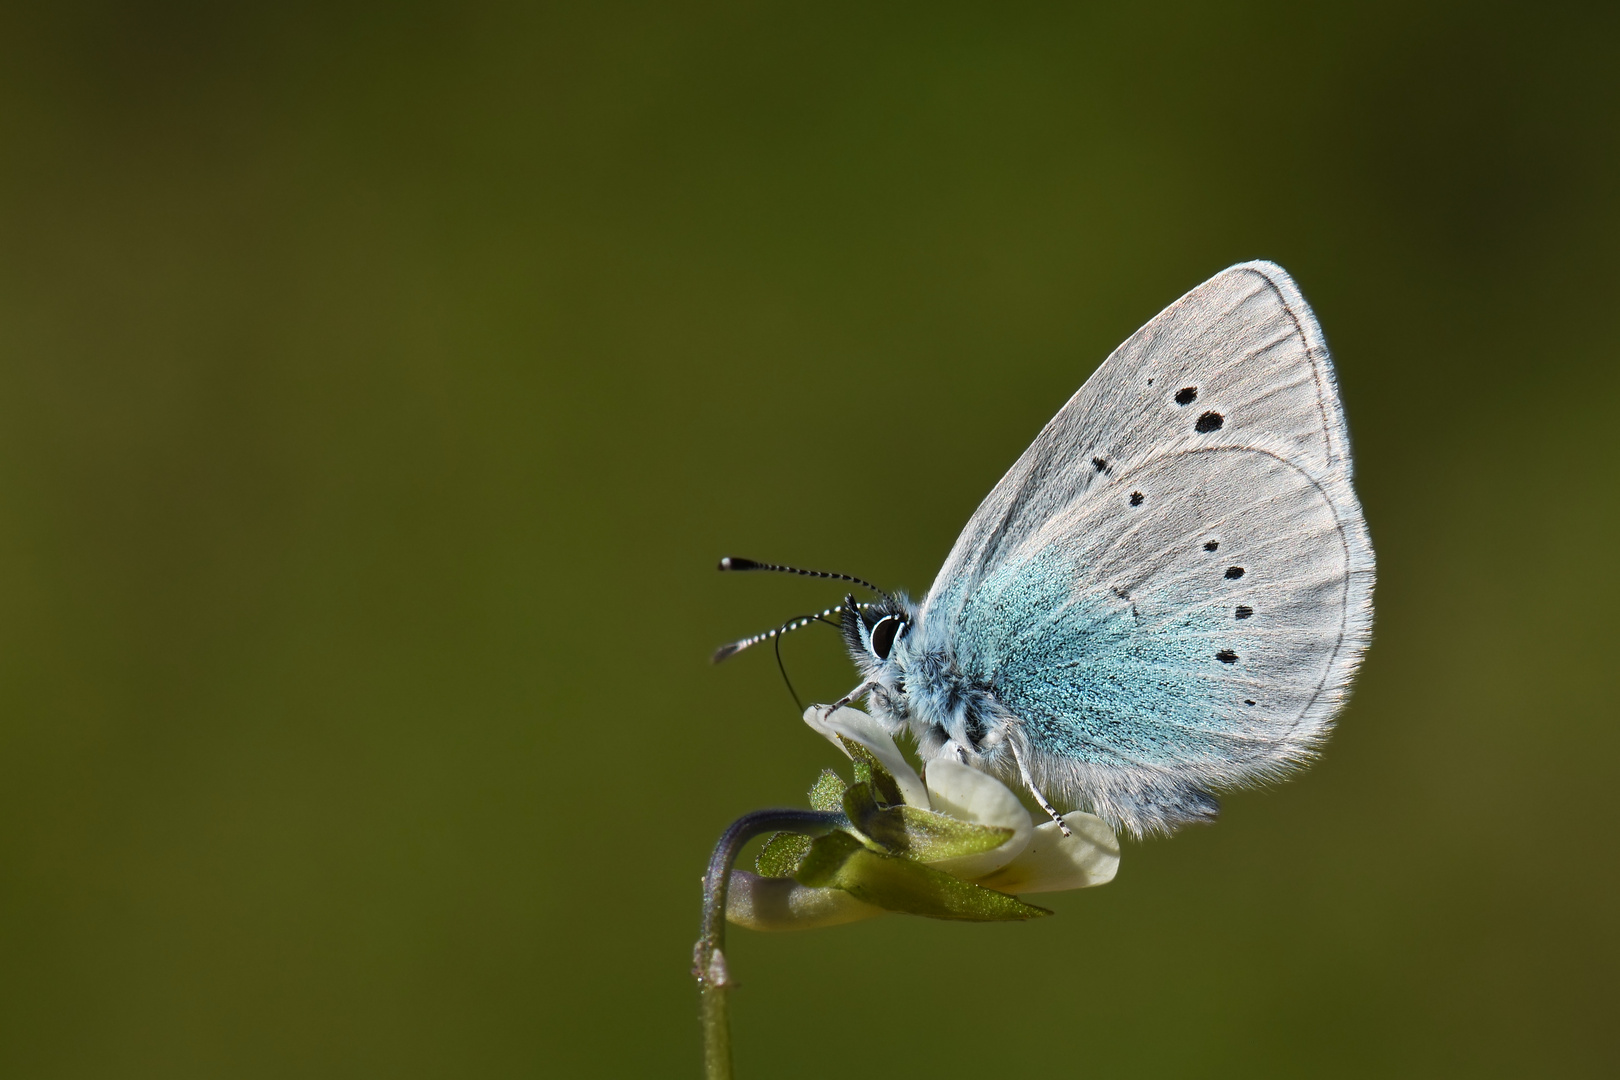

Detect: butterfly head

[840,591,918,681]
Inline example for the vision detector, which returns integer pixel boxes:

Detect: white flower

[727,708,1120,931]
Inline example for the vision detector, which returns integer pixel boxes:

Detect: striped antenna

[717,556,888,598]
[711,604,848,664]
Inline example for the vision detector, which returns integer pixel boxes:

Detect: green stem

[695,808,847,1080]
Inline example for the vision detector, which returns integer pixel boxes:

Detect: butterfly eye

[868,615,906,660]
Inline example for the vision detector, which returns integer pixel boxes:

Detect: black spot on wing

[1129,491,1144,506]
[1235,605,1253,619]
[1244,699,1256,706]
[1203,540,1219,552]
[1175,387,1197,405]
[1091,456,1109,473]
[1194,411,1224,433]
[1215,649,1238,664]
[1225,566,1245,579]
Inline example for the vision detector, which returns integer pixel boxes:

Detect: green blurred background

[1,3,1616,1077]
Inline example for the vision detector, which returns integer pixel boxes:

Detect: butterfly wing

[920,262,1374,836]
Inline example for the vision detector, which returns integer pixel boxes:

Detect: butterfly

[716,262,1374,838]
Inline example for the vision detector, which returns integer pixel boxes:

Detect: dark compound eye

[1194,411,1224,433]
[869,615,905,661]
[1174,387,1198,405]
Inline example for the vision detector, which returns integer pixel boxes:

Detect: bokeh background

[2,3,1616,1077]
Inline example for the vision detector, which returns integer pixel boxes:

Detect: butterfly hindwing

[950,447,1368,834]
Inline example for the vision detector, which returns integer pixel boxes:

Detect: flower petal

[974,812,1120,894]
[922,760,1033,878]
[725,870,886,931]
[802,707,929,808]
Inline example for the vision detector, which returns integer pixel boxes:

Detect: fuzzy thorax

[842,593,1018,776]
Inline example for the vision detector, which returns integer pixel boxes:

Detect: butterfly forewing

[925,261,1362,624]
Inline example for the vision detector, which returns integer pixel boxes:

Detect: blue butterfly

[718,262,1374,837]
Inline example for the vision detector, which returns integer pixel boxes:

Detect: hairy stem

[694,808,847,1080]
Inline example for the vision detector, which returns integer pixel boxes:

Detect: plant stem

[695,808,846,1080]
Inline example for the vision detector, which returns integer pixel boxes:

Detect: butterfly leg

[817,681,876,721]
[1007,738,1072,837]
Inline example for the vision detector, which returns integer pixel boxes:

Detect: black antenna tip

[718,556,760,572]
[711,642,744,664]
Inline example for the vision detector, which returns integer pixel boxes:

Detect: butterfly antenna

[774,631,804,713]
[711,605,844,665]
[717,556,889,598]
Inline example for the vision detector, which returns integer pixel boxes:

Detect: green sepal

[875,806,1014,862]
[794,831,1051,922]
[842,779,1015,862]
[837,782,887,851]
[808,769,847,813]
[836,734,903,806]
[755,832,815,878]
